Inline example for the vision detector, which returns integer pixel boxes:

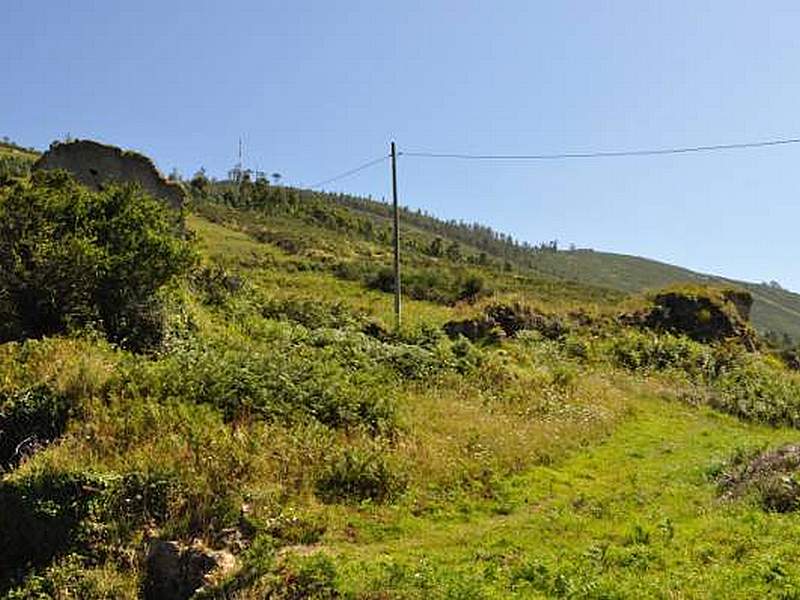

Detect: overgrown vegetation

[4,158,800,596]
[0,171,193,351]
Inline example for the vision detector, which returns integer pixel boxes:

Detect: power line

[400,136,800,161]
[308,154,389,189]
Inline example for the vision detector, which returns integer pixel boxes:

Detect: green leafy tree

[0,171,195,350]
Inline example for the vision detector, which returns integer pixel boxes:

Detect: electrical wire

[308,154,389,189]
[400,136,800,161]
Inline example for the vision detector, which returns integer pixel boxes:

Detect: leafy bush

[0,171,194,350]
[218,548,340,600]
[260,296,362,330]
[0,385,71,470]
[102,471,182,531]
[261,509,327,545]
[5,555,136,600]
[712,358,800,427]
[0,470,105,586]
[606,329,716,376]
[0,154,34,179]
[190,263,243,306]
[364,265,491,305]
[276,553,339,599]
[126,339,399,433]
[315,444,406,504]
[0,467,189,592]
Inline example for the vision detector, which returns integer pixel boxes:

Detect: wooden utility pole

[391,141,401,331]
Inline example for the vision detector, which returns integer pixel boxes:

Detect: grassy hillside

[3,168,800,597]
[0,141,38,179]
[189,176,800,341]
[521,249,800,341]
[331,191,800,341]
[0,140,39,158]
[3,143,799,340]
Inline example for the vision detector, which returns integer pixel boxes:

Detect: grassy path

[332,394,800,598]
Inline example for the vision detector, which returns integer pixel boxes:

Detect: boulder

[485,302,567,339]
[444,301,567,344]
[443,316,504,344]
[144,539,236,600]
[623,286,757,347]
[34,139,185,210]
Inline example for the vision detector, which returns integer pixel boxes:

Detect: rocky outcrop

[33,140,185,209]
[144,539,236,600]
[443,302,567,344]
[443,315,504,344]
[718,444,800,512]
[623,287,757,348]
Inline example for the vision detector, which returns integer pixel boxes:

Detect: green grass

[5,174,800,597]
[332,391,800,598]
[0,142,39,160]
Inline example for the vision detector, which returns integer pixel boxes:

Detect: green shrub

[0,154,33,179]
[102,471,182,531]
[366,267,396,294]
[260,296,361,330]
[262,509,327,545]
[607,329,715,376]
[458,274,488,302]
[276,553,339,599]
[0,467,200,590]
[190,263,243,306]
[0,385,71,470]
[315,444,406,504]
[127,340,399,433]
[0,171,194,350]
[0,470,105,586]
[712,359,800,427]
[5,555,136,600]
[364,266,490,305]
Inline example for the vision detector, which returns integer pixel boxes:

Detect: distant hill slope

[0,141,39,160]
[321,191,800,340]
[4,137,797,339]
[515,249,800,341]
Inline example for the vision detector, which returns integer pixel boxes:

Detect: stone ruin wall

[33,139,185,210]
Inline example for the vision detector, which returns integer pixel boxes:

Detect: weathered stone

[144,539,236,600]
[443,302,568,344]
[781,349,800,371]
[443,316,504,343]
[485,302,567,340]
[719,444,800,512]
[622,287,758,348]
[34,139,185,210]
[723,289,753,321]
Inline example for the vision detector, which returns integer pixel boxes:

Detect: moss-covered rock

[443,301,566,344]
[623,286,757,348]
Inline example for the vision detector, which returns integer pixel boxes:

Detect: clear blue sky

[4,1,800,289]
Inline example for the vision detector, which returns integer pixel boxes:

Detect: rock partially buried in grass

[718,444,800,512]
[144,539,237,600]
[443,301,567,344]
